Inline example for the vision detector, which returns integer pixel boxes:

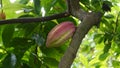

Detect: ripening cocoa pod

[0,10,6,20]
[46,21,76,47]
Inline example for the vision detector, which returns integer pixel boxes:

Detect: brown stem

[0,12,70,25]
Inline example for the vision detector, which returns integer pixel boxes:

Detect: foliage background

[0,0,120,68]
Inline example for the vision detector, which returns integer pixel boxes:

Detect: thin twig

[0,12,70,25]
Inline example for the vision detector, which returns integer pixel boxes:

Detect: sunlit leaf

[79,54,88,67]
[112,60,120,68]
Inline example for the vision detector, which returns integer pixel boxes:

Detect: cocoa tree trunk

[58,0,103,68]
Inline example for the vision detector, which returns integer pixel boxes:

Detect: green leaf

[57,0,67,10]
[2,25,14,47]
[11,37,34,47]
[20,63,30,68]
[79,54,88,67]
[33,0,41,15]
[94,34,104,44]
[2,53,17,68]
[3,0,25,18]
[11,37,35,59]
[112,60,120,68]
[93,62,101,68]
[40,46,62,61]
[19,0,30,4]
[91,0,101,11]
[103,1,113,7]
[99,53,109,61]
[28,51,42,68]
[80,0,90,5]
[103,41,111,53]
[57,17,77,25]
[32,34,45,46]
[104,14,115,19]
[23,23,39,37]
[16,23,39,37]
[80,0,90,10]
[0,52,6,61]
[43,57,59,68]
[44,21,57,35]
[41,0,58,13]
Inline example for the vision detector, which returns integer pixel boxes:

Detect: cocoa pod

[46,21,76,47]
[0,10,6,20]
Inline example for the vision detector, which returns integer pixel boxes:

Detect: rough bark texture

[58,0,103,68]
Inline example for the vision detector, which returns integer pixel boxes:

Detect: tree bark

[58,0,103,67]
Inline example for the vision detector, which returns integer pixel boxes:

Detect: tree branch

[59,12,103,68]
[0,12,70,25]
[69,0,87,20]
[58,0,103,68]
